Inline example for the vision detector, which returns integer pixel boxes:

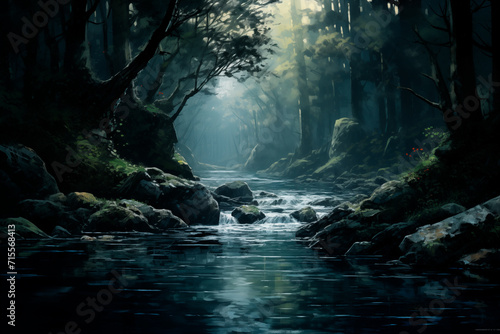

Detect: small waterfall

[219,212,238,225]
[261,214,295,224]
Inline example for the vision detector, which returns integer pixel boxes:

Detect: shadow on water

[5,171,500,333]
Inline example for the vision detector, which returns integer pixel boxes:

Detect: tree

[0,0,277,175]
[291,0,313,156]
[400,0,486,136]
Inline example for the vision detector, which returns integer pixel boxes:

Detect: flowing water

[7,171,500,333]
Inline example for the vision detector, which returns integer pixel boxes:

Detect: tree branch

[398,87,441,110]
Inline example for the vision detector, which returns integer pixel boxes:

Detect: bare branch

[398,87,441,110]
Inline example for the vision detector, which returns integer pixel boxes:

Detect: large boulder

[243,143,282,171]
[214,181,254,202]
[459,249,500,268]
[360,180,416,210]
[399,197,500,265]
[85,205,154,232]
[17,199,65,233]
[296,203,353,239]
[231,205,265,224]
[59,208,93,234]
[0,217,50,239]
[117,170,220,225]
[0,144,59,210]
[119,200,187,229]
[368,221,420,257]
[158,182,219,225]
[291,207,318,223]
[66,192,98,209]
[329,118,366,159]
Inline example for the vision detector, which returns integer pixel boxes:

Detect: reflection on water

[7,171,500,333]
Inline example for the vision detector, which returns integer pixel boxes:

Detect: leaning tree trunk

[91,0,178,119]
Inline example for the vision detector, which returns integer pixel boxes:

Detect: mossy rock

[67,192,98,209]
[85,205,154,232]
[291,207,318,223]
[0,217,50,239]
[215,181,253,201]
[231,205,265,224]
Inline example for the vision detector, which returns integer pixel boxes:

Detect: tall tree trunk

[0,0,11,87]
[64,0,88,72]
[449,0,482,125]
[387,75,398,133]
[349,0,364,124]
[491,0,500,118]
[24,38,38,99]
[397,0,423,130]
[111,0,130,74]
[291,0,312,156]
[100,0,115,76]
[46,24,60,74]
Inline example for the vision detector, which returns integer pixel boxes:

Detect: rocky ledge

[296,179,500,269]
[0,143,220,239]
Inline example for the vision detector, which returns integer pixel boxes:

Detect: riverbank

[3,167,500,334]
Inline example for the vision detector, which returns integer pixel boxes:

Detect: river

[10,170,500,333]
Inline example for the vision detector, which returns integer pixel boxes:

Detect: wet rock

[0,144,59,209]
[85,205,154,232]
[296,203,354,239]
[308,197,343,207]
[369,221,420,257]
[117,170,220,225]
[270,198,286,205]
[212,193,255,211]
[399,204,496,265]
[258,191,278,198]
[0,217,50,239]
[158,182,219,226]
[231,205,265,224]
[345,241,373,256]
[51,226,72,238]
[483,195,500,215]
[119,200,187,229]
[152,210,188,229]
[291,207,318,223]
[349,194,369,204]
[215,181,254,202]
[310,219,364,255]
[459,249,500,267]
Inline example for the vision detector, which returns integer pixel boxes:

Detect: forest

[1,0,500,333]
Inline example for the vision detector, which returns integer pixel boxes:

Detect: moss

[241,205,260,215]
[313,155,343,176]
[59,138,145,197]
[0,217,49,239]
[67,192,98,207]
